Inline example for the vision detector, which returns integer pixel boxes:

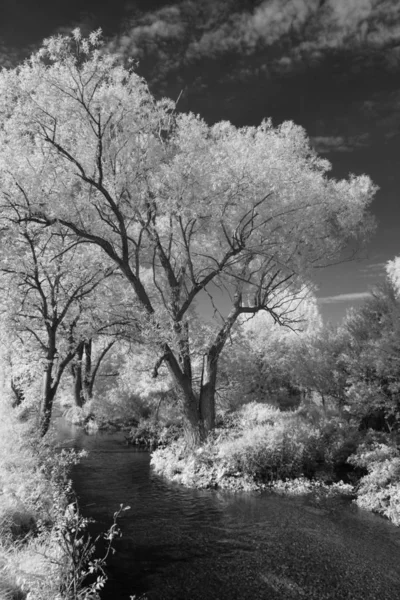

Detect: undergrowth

[151,402,359,492]
[0,392,127,599]
[348,433,400,525]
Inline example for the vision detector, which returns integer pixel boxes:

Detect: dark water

[55,417,400,600]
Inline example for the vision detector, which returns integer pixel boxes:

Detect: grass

[0,392,84,599]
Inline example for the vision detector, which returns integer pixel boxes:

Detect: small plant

[52,502,130,600]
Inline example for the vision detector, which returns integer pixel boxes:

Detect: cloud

[292,0,400,67]
[318,292,372,304]
[113,0,400,80]
[187,0,319,59]
[359,261,386,275]
[113,5,185,58]
[310,134,370,153]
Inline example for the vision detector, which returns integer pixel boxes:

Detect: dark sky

[1,0,399,324]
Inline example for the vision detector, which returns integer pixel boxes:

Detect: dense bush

[128,418,183,449]
[151,402,358,490]
[348,435,400,525]
[217,419,314,481]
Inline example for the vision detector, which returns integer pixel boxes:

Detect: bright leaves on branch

[0,30,376,442]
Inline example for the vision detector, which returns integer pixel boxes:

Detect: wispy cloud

[359,261,386,276]
[186,0,318,59]
[310,134,370,153]
[318,292,372,304]
[113,0,400,84]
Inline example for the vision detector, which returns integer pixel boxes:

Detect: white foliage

[386,256,400,295]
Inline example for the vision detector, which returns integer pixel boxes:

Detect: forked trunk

[180,388,205,447]
[183,419,204,448]
[40,359,57,437]
[172,357,217,446]
[199,352,217,435]
[163,346,205,447]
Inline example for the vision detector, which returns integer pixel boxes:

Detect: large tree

[0,31,376,444]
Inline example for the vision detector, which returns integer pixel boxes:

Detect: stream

[55,416,400,600]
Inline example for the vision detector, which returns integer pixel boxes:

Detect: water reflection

[55,418,400,600]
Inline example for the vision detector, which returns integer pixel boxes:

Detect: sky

[1,0,399,324]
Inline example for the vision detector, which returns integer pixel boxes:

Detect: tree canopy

[0,30,376,442]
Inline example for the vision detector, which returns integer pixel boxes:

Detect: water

[55,418,400,600]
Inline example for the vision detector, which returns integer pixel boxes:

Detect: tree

[341,281,400,430]
[290,325,349,410]
[70,337,116,407]
[0,31,376,444]
[0,221,109,435]
[217,291,322,410]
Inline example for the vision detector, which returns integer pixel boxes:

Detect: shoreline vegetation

[149,403,400,527]
[0,393,124,600]
[1,391,400,599]
[62,398,400,527]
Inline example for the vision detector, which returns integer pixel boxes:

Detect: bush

[151,402,358,491]
[348,436,400,525]
[217,421,309,480]
[0,504,37,542]
[128,418,183,449]
[0,393,93,598]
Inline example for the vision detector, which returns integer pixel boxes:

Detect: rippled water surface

[55,418,400,600]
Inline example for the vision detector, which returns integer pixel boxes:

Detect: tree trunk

[71,342,84,407]
[181,392,205,447]
[40,359,57,437]
[199,352,217,435]
[83,339,93,401]
[163,345,205,447]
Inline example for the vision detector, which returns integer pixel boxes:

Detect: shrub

[0,393,89,598]
[128,418,183,449]
[237,403,282,428]
[0,504,37,542]
[217,421,308,480]
[348,437,400,525]
[152,402,358,490]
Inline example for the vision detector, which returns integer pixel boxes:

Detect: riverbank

[0,395,120,600]
[62,398,400,527]
[0,399,81,599]
[151,402,400,526]
[151,403,356,490]
[67,421,400,600]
